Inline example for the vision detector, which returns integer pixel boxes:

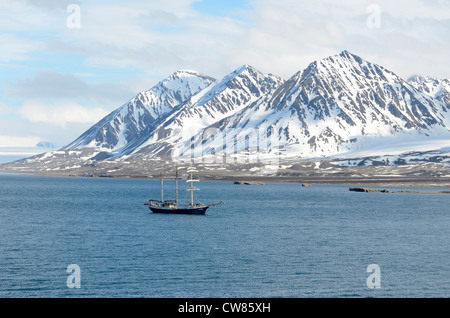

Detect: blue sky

[193,0,250,16]
[0,0,449,160]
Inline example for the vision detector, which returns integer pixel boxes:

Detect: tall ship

[145,163,223,215]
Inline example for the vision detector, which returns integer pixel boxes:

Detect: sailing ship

[145,163,223,215]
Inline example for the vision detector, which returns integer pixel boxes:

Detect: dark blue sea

[0,172,449,298]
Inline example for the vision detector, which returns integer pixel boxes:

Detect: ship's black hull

[149,206,209,215]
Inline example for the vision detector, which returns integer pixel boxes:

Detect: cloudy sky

[0,0,449,158]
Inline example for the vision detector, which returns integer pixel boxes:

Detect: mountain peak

[339,49,353,57]
[231,64,260,76]
[236,64,250,72]
[164,70,215,83]
[211,64,263,88]
[312,49,397,83]
[301,50,368,78]
[191,64,280,108]
[338,50,362,61]
[171,70,198,78]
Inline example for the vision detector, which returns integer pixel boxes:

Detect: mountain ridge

[63,69,216,151]
[1,50,449,179]
[189,50,450,160]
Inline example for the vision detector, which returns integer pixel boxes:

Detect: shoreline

[2,169,450,189]
[208,175,450,189]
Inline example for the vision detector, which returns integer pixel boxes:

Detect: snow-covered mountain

[3,51,450,175]
[408,75,450,116]
[116,64,284,158]
[63,70,215,151]
[193,50,450,159]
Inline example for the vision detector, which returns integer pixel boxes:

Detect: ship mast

[186,167,199,206]
[175,164,179,206]
[161,159,164,204]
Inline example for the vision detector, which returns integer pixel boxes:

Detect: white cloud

[0,102,12,115]
[0,1,55,62]
[0,33,42,62]
[18,101,110,127]
[238,0,450,79]
[0,135,41,147]
[1,0,449,79]
[57,0,449,80]
[6,70,137,105]
[53,1,247,78]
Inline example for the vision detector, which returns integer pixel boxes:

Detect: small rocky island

[349,187,450,195]
[349,187,393,193]
[234,181,266,185]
